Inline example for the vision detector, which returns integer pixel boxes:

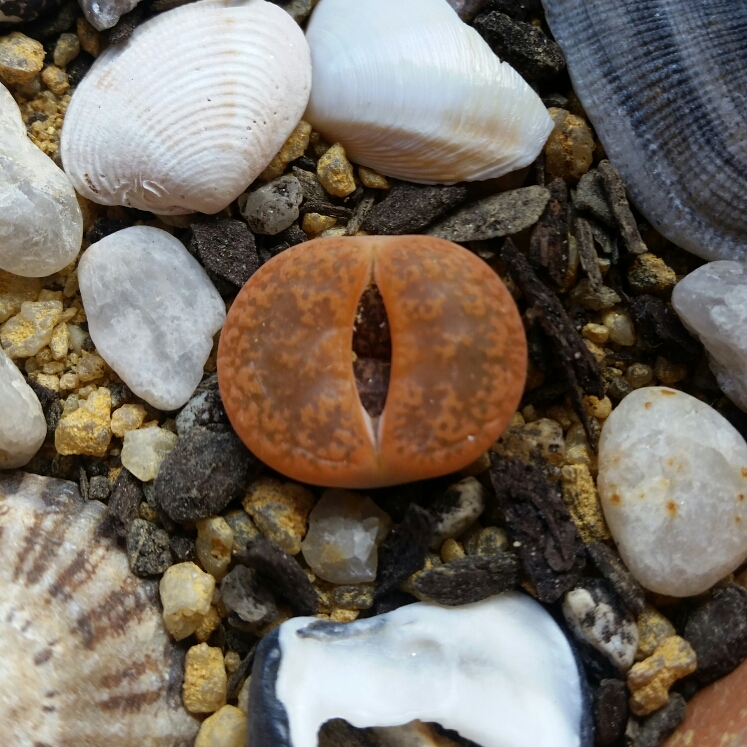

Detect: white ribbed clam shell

[61,0,311,215]
[304,0,554,184]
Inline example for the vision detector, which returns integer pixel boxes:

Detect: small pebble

[110,403,147,437]
[41,64,69,94]
[126,517,173,576]
[598,387,747,596]
[583,322,609,344]
[601,308,636,346]
[429,477,487,549]
[0,32,44,84]
[628,253,677,296]
[672,261,747,412]
[224,509,260,556]
[411,553,519,606]
[195,704,247,747]
[569,278,621,310]
[636,605,676,662]
[183,643,227,714]
[243,477,315,556]
[301,212,337,235]
[160,561,216,641]
[53,32,80,67]
[627,636,697,717]
[189,219,260,290]
[1,300,62,358]
[76,17,101,57]
[543,108,595,182]
[107,467,144,537]
[561,464,610,543]
[301,489,391,584]
[316,143,356,197]
[238,175,304,235]
[88,474,111,502]
[54,387,112,457]
[196,516,234,581]
[0,348,46,468]
[120,426,178,481]
[583,395,612,419]
[170,535,197,563]
[175,389,228,435]
[465,526,509,556]
[440,538,465,563]
[426,186,550,242]
[563,579,639,672]
[260,120,312,181]
[495,417,566,473]
[653,356,687,385]
[358,167,389,189]
[594,679,628,746]
[220,566,278,630]
[332,584,374,610]
[625,363,653,389]
[683,583,747,685]
[156,426,257,522]
[362,181,468,235]
[633,694,686,747]
[574,170,615,226]
[586,541,645,615]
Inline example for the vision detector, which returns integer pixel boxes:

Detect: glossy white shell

[61,0,311,215]
[305,0,554,184]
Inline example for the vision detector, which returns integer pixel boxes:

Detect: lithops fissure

[0,84,82,277]
[304,0,554,184]
[217,235,527,489]
[0,471,199,746]
[61,0,311,214]
[248,593,590,747]
[541,0,747,261]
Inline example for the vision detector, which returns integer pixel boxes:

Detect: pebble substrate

[1,1,746,747]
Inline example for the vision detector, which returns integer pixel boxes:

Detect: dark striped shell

[0,472,199,747]
[541,0,747,261]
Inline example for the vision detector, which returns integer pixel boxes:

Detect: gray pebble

[684,582,747,685]
[593,679,628,746]
[292,166,329,205]
[88,475,111,503]
[169,535,196,562]
[221,565,278,630]
[224,508,260,556]
[239,175,303,235]
[190,218,259,290]
[632,694,686,747]
[426,186,550,242]
[106,467,143,538]
[411,553,519,606]
[155,426,260,523]
[587,541,646,614]
[563,579,638,673]
[574,170,615,227]
[429,477,486,549]
[175,390,229,436]
[126,518,173,577]
[362,181,468,235]
[568,278,621,310]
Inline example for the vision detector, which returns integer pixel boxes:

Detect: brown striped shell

[217,236,527,488]
[0,471,199,747]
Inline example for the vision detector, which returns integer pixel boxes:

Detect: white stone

[80,0,141,30]
[0,349,46,468]
[121,426,179,481]
[301,489,392,584]
[0,84,82,276]
[598,387,747,597]
[160,561,216,641]
[266,593,584,747]
[672,260,747,412]
[78,226,226,411]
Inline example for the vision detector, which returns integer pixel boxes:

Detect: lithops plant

[304,0,554,184]
[0,471,199,746]
[61,0,311,215]
[541,0,747,261]
[248,593,592,747]
[0,84,82,277]
[217,235,527,488]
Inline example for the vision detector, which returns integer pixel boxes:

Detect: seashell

[541,0,747,261]
[61,0,312,215]
[0,471,200,746]
[248,592,592,747]
[304,0,554,184]
[0,84,82,277]
[218,235,527,489]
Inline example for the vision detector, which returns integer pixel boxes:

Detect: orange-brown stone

[217,235,527,488]
[664,656,747,747]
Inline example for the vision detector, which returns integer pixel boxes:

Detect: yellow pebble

[76,17,101,57]
[627,635,697,716]
[49,322,69,361]
[194,605,223,643]
[0,300,63,358]
[77,352,106,382]
[302,212,337,235]
[317,143,356,197]
[224,651,241,675]
[0,32,44,85]
[329,608,359,623]
[41,65,69,94]
[440,538,466,563]
[195,705,247,747]
[582,323,609,345]
[358,166,390,189]
[636,605,676,661]
[110,403,147,438]
[583,395,612,419]
[196,516,234,582]
[0,270,41,324]
[260,120,312,181]
[59,371,79,391]
[160,562,216,641]
[54,386,112,457]
[183,643,227,714]
[561,464,610,543]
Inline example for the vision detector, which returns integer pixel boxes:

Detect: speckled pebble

[183,643,227,714]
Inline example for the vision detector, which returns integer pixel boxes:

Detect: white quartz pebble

[598,387,747,597]
[301,489,391,583]
[252,593,586,747]
[672,261,747,411]
[0,85,82,276]
[121,427,179,481]
[78,226,226,411]
[0,349,46,468]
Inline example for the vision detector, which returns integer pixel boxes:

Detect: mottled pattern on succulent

[217,236,527,488]
[0,472,199,747]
